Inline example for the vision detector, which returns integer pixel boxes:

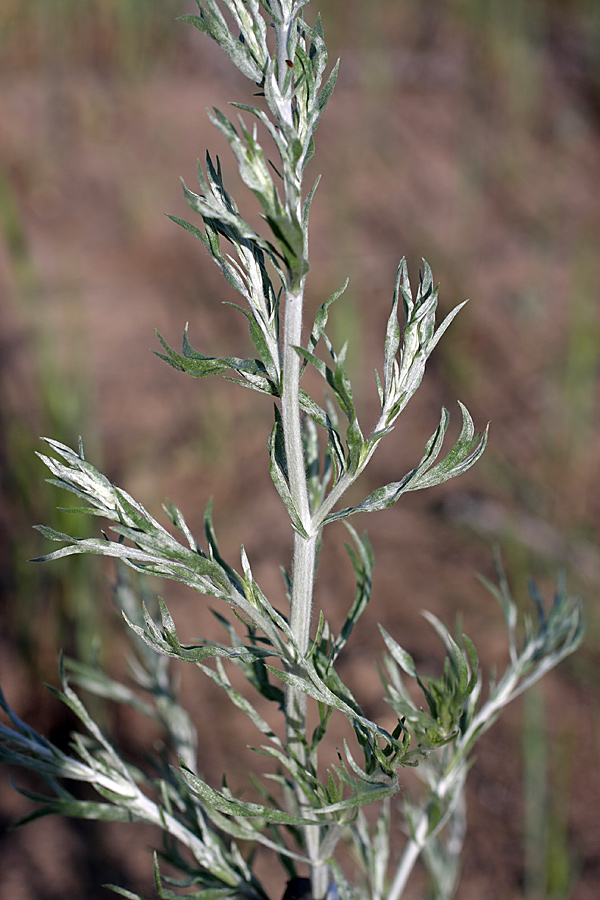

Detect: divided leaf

[323,403,488,525]
[155,325,278,397]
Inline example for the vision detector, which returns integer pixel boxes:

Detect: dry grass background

[1,1,599,898]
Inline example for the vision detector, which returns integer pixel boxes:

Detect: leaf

[302,174,321,229]
[14,797,147,828]
[478,550,518,662]
[268,418,309,538]
[306,280,349,359]
[34,441,257,607]
[421,612,471,695]
[181,759,397,829]
[179,767,323,826]
[382,262,403,400]
[106,887,149,900]
[405,402,488,492]
[64,659,156,720]
[317,58,340,117]
[224,303,281,389]
[123,599,276,666]
[199,660,282,747]
[323,403,488,524]
[155,326,277,396]
[153,852,238,899]
[379,627,417,679]
[207,108,307,280]
[179,7,266,83]
[204,501,246,594]
[328,526,374,665]
[266,660,406,773]
[182,180,279,264]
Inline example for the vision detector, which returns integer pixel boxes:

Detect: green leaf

[268,417,309,538]
[323,403,487,524]
[317,58,340,117]
[153,852,238,899]
[106,886,149,900]
[14,797,147,828]
[266,659,406,773]
[306,280,349,359]
[302,174,321,230]
[179,6,266,83]
[328,525,374,665]
[203,501,246,594]
[64,659,156,720]
[421,612,471,695]
[155,326,277,396]
[478,551,519,661]
[182,179,279,264]
[223,304,281,390]
[200,659,282,747]
[207,107,307,281]
[379,627,417,679]
[34,441,250,604]
[123,599,276,666]
[179,767,323,826]
[406,402,488,492]
[382,262,403,400]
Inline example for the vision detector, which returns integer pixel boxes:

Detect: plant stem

[388,827,425,900]
[282,289,311,531]
[281,284,327,896]
[286,533,317,747]
[273,8,329,893]
[387,770,466,900]
[289,532,325,897]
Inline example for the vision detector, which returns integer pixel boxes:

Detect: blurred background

[0,1,599,898]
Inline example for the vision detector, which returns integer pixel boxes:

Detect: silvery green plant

[0,3,583,899]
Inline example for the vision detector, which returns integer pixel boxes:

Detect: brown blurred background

[0,1,599,898]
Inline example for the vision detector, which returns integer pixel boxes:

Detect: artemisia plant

[0,3,583,899]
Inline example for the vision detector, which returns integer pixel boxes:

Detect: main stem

[274,12,328,895]
[281,285,328,898]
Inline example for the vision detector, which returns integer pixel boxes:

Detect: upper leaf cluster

[176,4,337,288]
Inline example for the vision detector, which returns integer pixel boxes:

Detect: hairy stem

[279,165,325,893]
[274,9,329,895]
[286,533,317,749]
[282,289,311,531]
[281,285,327,896]
[388,830,424,900]
[288,532,324,896]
